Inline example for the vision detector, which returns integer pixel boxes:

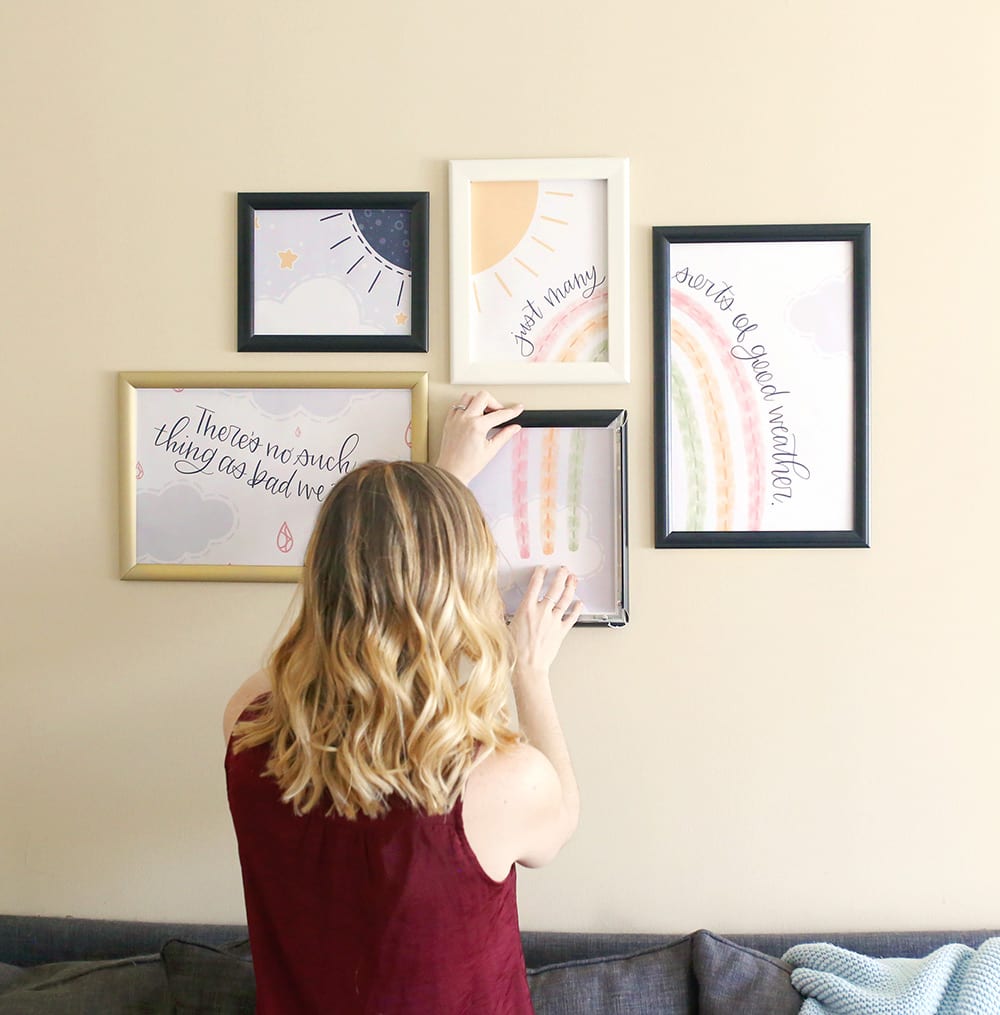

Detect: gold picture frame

[119,371,428,581]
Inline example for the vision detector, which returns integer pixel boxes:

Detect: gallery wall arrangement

[119,163,870,614]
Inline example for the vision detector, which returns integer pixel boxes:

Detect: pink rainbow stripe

[540,428,559,555]
[530,290,608,363]
[512,431,530,559]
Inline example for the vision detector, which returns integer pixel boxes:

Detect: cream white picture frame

[449,157,630,385]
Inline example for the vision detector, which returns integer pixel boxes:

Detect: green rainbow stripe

[672,320,735,529]
[568,428,584,551]
[670,366,706,530]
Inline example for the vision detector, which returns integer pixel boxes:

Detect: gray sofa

[2,914,998,1012]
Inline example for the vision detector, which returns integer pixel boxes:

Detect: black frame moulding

[652,223,870,548]
[237,191,430,353]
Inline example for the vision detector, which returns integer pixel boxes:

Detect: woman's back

[225,442,581,1013]
[226,698,533,1015]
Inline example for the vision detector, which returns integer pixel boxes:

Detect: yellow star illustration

[278,249,299,270]
[395,312,409,325]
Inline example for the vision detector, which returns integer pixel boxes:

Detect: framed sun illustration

[237,192,429,353]
[449,158,629,384]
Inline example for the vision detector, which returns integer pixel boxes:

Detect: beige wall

[3,0,999,933]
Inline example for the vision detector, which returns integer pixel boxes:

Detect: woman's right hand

[436,390,523,485]
[509,566,583,683]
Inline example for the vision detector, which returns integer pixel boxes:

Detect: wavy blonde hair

[232,461,519,818]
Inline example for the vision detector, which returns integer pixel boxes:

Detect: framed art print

[449,158,629,384]
[469,409,628,626]
[119,371,428,581]
[652,224,870,548]
[237,192,429,353]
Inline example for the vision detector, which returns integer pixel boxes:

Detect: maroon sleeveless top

[225,701,534,1014]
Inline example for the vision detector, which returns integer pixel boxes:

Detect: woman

[224,392,582,1014]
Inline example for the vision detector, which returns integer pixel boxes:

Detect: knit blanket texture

[783,939,1000,1014]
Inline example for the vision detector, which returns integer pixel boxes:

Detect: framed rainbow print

[469,409,629,626]
[119,371,428,581]
[449,158,629,384]
[237,192,429,353]
[652,224,870,548]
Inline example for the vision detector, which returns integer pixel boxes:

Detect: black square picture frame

[238,192,429,353]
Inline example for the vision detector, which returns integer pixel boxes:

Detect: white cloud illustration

[787,274,852,356]
[254,276,382,336]
[491,502,605,615]
[136,483,236,562]
[216,387,384,421]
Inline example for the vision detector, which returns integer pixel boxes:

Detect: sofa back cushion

[161,938,255,1015]
[0,954,169,1014]
[528,936,695,1015]
[692,929,802,1015]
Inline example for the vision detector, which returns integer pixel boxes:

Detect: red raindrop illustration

[135,461,144,480]
[276,522,294,554]
[405,421,412,448]
[295,427,302,437]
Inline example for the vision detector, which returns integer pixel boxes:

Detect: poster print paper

[253,208,413,337]
[469,178,609,366]
[469,415,627,626]
[121,374,426,579]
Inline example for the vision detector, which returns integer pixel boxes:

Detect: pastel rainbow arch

[530,290,608,365]
[670,289,766,531]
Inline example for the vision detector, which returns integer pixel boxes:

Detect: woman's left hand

[436,390,523,485]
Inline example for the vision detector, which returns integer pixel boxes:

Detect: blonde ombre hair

[232,461,519,818]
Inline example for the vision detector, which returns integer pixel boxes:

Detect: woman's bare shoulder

[222,669,272,744]
[471,741,560,796]
[463,742,567,878]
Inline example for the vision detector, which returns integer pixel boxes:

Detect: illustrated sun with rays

[470,181,568,305]
[321,208,413,319]
[253,207,414,336]
[469,179,610,364]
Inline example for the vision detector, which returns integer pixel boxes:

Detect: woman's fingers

[562,599,585,627]
[487,421,522,454]
[483,404,524,431]
[541,566,570,602]
[553,573,577,613]
[525,565,546,602]
[463,390,491,416]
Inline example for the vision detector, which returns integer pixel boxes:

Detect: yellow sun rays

[471,185,576,305]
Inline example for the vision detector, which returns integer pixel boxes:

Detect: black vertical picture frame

[652,223,870,548]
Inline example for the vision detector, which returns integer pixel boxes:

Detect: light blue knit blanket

[783,940,1000,1014]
